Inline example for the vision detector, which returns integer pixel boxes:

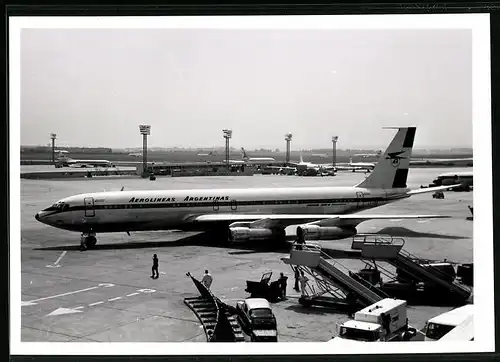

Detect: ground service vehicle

[329,298,416,343]
[245,272,283,302]
[236,298,278,342]
[424,304,474,341]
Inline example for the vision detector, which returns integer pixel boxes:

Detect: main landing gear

[80,232,97,251]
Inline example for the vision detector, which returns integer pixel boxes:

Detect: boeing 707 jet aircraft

[35,127,456,250]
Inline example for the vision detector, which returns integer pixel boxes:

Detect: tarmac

[20,167,473,342]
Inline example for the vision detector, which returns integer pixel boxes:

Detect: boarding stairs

[184,273,245,342]
[292,264,347,301]
[282,245,386,306]
[351,235,471,301]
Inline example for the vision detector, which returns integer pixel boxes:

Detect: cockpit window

[42,202,68,212]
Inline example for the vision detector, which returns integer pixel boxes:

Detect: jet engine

[296,225,357,241]
[228,227,284,243]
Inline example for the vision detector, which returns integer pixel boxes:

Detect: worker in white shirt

[299,270,309,297]
[202,270,213,290]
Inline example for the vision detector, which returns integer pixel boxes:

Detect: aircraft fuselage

[35,186,409,234]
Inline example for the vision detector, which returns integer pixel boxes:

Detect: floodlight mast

[50,133,57,165]
[139,125,151,177]
[332,136,338,168]
[223,129,232,170]
[285,133,292,165]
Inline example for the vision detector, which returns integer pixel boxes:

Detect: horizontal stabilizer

[406,184,462,196]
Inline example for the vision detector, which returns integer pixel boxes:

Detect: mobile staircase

[184,272,245,342]
[282,244,387,309]
[350,235,471,303]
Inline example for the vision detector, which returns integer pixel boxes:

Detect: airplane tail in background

[355,127,416,189]
[299,153,304,163]
[241,147,248,159]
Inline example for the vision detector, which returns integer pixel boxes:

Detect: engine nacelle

[228,227,275,243]
[296,225,357,241]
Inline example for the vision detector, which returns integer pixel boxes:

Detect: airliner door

[230,199,238,211]
[84,197,95,217]
[356,192,364,209]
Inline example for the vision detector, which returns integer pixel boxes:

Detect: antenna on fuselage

[120,186,125,191]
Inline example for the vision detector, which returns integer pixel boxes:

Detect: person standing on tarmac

[202,270,213,290]
[278,272,288,300]
[151,254,159,279]
[299,270,309,297]
[381,313,391,341]
[293,267,300,291]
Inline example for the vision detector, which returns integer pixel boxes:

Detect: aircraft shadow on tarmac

[33,227,467,253]
[33,232,293,254]
[375,227,469,240]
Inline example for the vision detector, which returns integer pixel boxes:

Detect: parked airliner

[56,153,114,168]
[36,127,457,250]
[289,154,324,171]
[241,148,276,162]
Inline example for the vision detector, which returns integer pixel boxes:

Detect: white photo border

[9,13,493,355]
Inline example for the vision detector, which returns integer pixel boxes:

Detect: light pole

[285,133,292,165]
[332,136,338,168]
[223,129,232,170]
[139,125,151,177]
[50,133,57,165]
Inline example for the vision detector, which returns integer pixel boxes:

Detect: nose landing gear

[80,232,97,251]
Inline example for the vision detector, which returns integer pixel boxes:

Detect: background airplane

[241,148,276,162]
[55,152,114,168]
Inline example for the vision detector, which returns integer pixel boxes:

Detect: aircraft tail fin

[299,153,304,163]
[241,147,248,159]
[355,127,416,189]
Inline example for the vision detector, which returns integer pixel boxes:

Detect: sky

[20,28,472,150]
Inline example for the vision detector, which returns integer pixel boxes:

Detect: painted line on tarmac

[44,288,157,316]
[46,251,67,268]
[23,286,99,304]
[81,289,155,309]
[89,301,105,307]
[54,251,67,265]
[22,283,116,306]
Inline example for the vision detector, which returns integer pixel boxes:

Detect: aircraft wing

[192,213,450,229]
[406,184,462,196]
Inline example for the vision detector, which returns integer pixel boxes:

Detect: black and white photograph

[9,13,493,355]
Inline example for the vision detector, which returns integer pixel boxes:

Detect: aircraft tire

[85,236,97,249]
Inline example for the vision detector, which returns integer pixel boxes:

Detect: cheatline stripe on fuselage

[52,195,409,214]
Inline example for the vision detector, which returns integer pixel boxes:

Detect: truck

[329,298,417,343]
[244,271,283,302]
